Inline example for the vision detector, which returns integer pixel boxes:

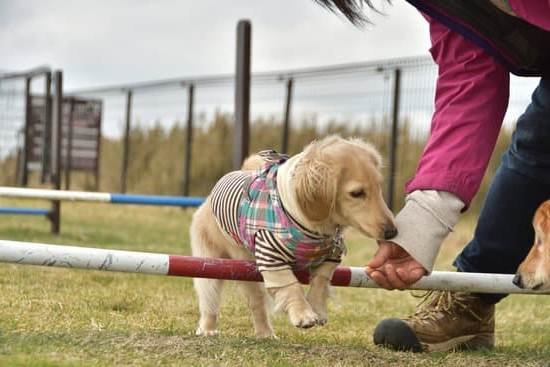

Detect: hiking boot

[373,291,495,352]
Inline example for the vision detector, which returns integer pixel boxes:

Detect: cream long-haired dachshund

[514,200,550,291]
[190,135,397,337]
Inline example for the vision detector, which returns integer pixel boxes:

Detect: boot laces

[410,291,483,323]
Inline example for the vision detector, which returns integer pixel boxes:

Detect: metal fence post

[19,77,32,186]
[282,77,293,154]
[64,98,75,190]
[233,19,251,170]
[95,101,103,191]
[386,68,401,212]
[15,148,22,186]
[182,84,194,196]
[41,71,52,183]
[121,89,132,193]
[49,70,63,234]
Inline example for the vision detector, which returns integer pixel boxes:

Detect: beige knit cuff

[390,190,465,272]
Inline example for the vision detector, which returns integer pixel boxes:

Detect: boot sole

[426,333,494,352]
[374,318,494,353]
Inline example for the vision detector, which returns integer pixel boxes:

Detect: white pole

[347,267,544,294]
[0,186,204,207]
[0,240,168,274]
[0,187,111,202]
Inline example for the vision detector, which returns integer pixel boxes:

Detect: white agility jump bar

[0,240,547,295]
[0,186,204,207]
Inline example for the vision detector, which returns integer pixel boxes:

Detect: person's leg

[454,77,550,304]
[374,77,550,352]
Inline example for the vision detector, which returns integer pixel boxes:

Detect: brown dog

[514,200,550,291]
[190,135,396,337]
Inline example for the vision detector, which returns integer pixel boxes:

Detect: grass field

[0,200,549,366]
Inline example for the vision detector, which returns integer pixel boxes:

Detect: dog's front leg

[263,270,319,328]
[306,261,338,325]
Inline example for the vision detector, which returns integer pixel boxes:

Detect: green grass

[0,200,549,366]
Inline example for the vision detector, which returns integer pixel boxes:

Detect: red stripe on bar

[168,255,263,281]
[167,255,353,286]
[331,266,353,286]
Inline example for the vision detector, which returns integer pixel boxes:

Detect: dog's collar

[281,202,340,240]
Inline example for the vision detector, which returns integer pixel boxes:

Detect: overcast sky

[0,0,431,90]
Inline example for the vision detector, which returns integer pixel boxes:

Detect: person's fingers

[410,267,427,282]
[396,267,417,285]
[397,263,426,284]
[369,269,394,290]
[410,268,426,282]
[366,242,393,269]
[384,263,408,290]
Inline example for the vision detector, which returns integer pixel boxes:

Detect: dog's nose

[383,225,398,240]
[512,274,524,288]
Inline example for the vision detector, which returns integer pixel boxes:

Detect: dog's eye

[349,189,366,199]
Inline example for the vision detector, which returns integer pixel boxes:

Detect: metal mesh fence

[1,56,540,200]
[70,56,538,145]
[0,71,53,186]
[64,57,433,198]
[68,58,434,157]
[0,77,25,161]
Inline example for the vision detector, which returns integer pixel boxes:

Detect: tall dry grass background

[0,113,512,216]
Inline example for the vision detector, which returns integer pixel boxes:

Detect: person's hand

[365,241,427,290]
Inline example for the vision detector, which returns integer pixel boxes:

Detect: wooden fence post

[281,78,293,153]
[182,84,194,196]
[233,20,251,170]
[50,70,63,234]
[386,68,401,211]
[121,89,132,193]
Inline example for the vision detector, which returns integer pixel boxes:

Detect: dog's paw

[195,327,219,337]
[307,295,328,326]
[289,307,319,329]
[316,314,328,326]
[256,330,278,339]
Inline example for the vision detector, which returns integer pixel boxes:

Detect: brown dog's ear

[368,149,382,170]
[347,137,382,170]
[292,151,338,223]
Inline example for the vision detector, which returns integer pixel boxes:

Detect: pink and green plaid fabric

[236,150,344,270]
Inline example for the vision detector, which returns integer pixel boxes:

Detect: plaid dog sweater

[210,150,344,273]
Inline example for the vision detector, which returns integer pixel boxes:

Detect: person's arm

[367,15,510,287]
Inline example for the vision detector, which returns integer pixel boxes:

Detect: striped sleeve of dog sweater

[254,230,295,272]
[210,171,251,243]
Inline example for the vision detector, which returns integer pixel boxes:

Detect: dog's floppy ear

[347,137,382,170]
[368,148,382,170]
[292,146,338,223]
[534,200,550,242]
